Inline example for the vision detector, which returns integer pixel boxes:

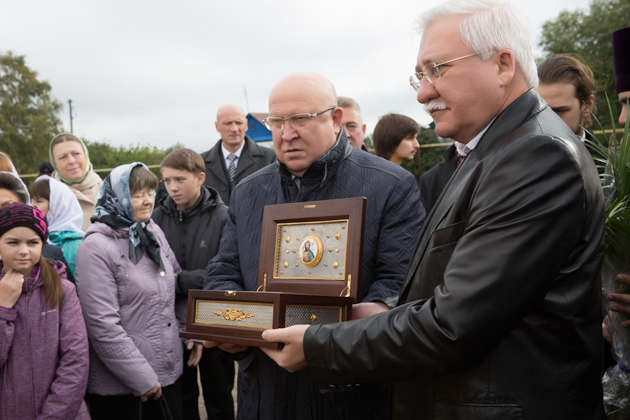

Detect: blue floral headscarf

[91,162,164,272]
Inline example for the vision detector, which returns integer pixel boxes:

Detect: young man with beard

[537,54,596,140]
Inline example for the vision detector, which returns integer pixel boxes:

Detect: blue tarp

[246,114,272,142]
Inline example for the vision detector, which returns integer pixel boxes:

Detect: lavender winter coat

[0,260,90,420]
[75,221,183,397]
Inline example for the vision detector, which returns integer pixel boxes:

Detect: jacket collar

[205,136,264,185]
[473,88,545,158]
[161,185,222,219]
[278,128,352,186]
[206,136,266,163]
[400,89,546,301]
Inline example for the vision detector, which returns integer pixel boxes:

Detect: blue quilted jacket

[204,131,426,420]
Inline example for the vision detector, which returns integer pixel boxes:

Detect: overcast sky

[1,0,592,152]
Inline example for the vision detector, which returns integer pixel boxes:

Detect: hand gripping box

[179,197,366,348]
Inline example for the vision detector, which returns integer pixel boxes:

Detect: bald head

[268,73,342,177]
[216,104,245,121]
[215,103,248,152]
[269,73,337,112]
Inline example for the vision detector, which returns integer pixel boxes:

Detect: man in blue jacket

[204,72,425,420]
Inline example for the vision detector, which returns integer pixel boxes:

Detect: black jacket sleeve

[303,135,594,384]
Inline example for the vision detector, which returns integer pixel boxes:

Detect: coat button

[168,322,171,327]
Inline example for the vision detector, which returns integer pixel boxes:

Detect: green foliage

[400,127,449,181]
[539,0,630,129]
[586,95,630,267]
[364,134,373,149]
[0,51,62,173]
[86,140,181,179]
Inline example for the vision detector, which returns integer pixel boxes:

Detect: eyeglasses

[410,53,478,90]
[264,106,336,131]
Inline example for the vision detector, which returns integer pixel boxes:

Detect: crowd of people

[1,1,630,419]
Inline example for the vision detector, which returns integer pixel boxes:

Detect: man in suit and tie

[201,104,276,205]
[260,1,605,419]
[421,54,599,216]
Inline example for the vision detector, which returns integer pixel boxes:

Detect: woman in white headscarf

[29,176,84,276]
[49,133,102,230]
[0,152,31,204]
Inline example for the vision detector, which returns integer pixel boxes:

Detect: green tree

[0,51,62,173]
[86,140,181,179]
[539,0,630,128]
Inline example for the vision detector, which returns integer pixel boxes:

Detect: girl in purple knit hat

[0,203,90,419]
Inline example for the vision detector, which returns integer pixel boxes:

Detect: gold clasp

[256,273,268,292]
[304,204,316,208]
[310,314,317,322]
[224,290,237,297]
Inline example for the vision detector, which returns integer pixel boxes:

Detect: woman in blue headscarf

[75,162,196,420]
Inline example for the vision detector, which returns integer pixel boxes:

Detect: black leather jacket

[304,90,605,420]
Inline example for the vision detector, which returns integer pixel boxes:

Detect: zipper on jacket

[294,177,302,202]
[178,210,183,223]
[27,288,37,416]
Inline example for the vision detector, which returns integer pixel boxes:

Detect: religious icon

[300,234,323,267]
[303,241,315,263]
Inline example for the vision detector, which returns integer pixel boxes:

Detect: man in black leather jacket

[262,2,605,419]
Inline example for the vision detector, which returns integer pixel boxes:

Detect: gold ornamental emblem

[300,234,324,267]
[214,309,255,321]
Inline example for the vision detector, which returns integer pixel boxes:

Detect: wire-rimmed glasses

[263,106,336,131]
[410,53,478,90]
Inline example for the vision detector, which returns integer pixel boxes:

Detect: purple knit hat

[0,203,48,242]
[613,26,630,93]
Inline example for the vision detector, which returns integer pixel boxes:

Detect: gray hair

[336,96,361,113]
[417,0,538,88]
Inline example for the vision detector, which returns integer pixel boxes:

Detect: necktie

[456,153,465,168]
[456,146,469,168]
[227,153,237,182]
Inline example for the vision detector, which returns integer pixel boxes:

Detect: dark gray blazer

[200,136,275,205]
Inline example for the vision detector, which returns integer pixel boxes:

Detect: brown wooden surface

[181,290,353,349]
[181,197,365,348]
[258,197,366,300]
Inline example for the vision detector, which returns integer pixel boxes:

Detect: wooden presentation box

[180,197,366,348]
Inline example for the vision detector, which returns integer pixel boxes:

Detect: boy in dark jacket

[152,148,232,420]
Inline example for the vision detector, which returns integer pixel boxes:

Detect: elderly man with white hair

[262,1,605,419]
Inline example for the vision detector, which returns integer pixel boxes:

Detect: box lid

[257,197,366,301]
